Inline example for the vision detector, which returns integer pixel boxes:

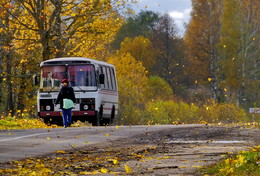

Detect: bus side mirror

[33,74,39,85]
[99,74,104,84]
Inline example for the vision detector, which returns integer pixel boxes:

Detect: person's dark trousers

[62,109,72,127]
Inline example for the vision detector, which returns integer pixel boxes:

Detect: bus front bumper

[39,110,96,117]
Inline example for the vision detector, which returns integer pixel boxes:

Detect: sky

[132,0,192,36]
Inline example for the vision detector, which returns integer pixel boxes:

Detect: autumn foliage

[201,145,260,175]
[0,0,259,125]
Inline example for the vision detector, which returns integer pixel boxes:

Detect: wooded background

[0,0,259,124]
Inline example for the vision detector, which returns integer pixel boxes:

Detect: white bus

[36,57,118,126]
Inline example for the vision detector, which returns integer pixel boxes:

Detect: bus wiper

[48,86,55,94]
[74,83,86,93]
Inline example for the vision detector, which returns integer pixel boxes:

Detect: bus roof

[40,57,115,67]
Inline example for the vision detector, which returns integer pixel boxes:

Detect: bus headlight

[46,105,51,111]
[83,105,88,110]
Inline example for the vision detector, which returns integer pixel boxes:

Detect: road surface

[0,124,259,175]
[0,124,202,163]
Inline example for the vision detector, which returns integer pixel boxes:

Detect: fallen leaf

[124,164,132,174]
[113,159,119,165]
[108,159,119,165]
[100,168,108,173]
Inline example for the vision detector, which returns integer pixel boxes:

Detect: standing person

[55,79,76,128]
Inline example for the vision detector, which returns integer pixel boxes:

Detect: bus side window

[108,68,113,90]
[111,68,117,90]
[105,67,111,90]
[100,66,104,89]
[101,66,108,89]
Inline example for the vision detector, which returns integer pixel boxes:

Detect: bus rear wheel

[101,118,111,126]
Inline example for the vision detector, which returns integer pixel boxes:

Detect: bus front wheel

[92,112,101,126]
[43,117,51,125]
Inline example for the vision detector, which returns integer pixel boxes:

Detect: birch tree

[219,0,260,107]
[185,0,223,101]
[238,0,260,107]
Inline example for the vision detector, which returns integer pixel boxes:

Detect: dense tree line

[185,0,259,109]
[0,0,258,124]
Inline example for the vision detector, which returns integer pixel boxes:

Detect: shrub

[145,76,173,101]
[144,100,200,125]
[198,101,248,123]
[143,99,248,125]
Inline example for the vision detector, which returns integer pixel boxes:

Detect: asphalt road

[0,124,203,163]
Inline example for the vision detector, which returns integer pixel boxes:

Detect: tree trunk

[51,0,64,58]
[17,68,26,114]
[6,53,14,116]
[0,49,3,107]
[40,30,51,61]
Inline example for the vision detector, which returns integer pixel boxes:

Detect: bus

[36,57,118,126]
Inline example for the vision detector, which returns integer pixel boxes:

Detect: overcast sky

[132,0,192,36]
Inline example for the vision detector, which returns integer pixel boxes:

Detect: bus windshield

[68,65,96,87]
[40,64,97,92]
[40,65,66,92]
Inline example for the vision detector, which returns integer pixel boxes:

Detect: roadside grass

[0,113,259,130]
[199,145,260,176]
[0,115,48,130]
[0,115,92,130]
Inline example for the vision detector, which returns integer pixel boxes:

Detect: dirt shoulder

[1,125,260,175]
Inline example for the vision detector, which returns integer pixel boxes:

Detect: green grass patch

[200,146,260,176]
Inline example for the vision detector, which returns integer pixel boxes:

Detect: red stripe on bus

[99,90,118,96]
[103,108,112,111]
[40,111,61,116]
[73,111,95,116]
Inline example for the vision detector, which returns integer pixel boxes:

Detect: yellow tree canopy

[108,53,148,124]
[2,0,127,61]
[108,53,147,105]
[119,36,156,70]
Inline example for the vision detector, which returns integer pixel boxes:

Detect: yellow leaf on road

[157,156,170,159]
[108,159,119,165]
[113,159,119,165]
[124,164,132,174]
[100,168,108,173]
[55,150,66,153]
